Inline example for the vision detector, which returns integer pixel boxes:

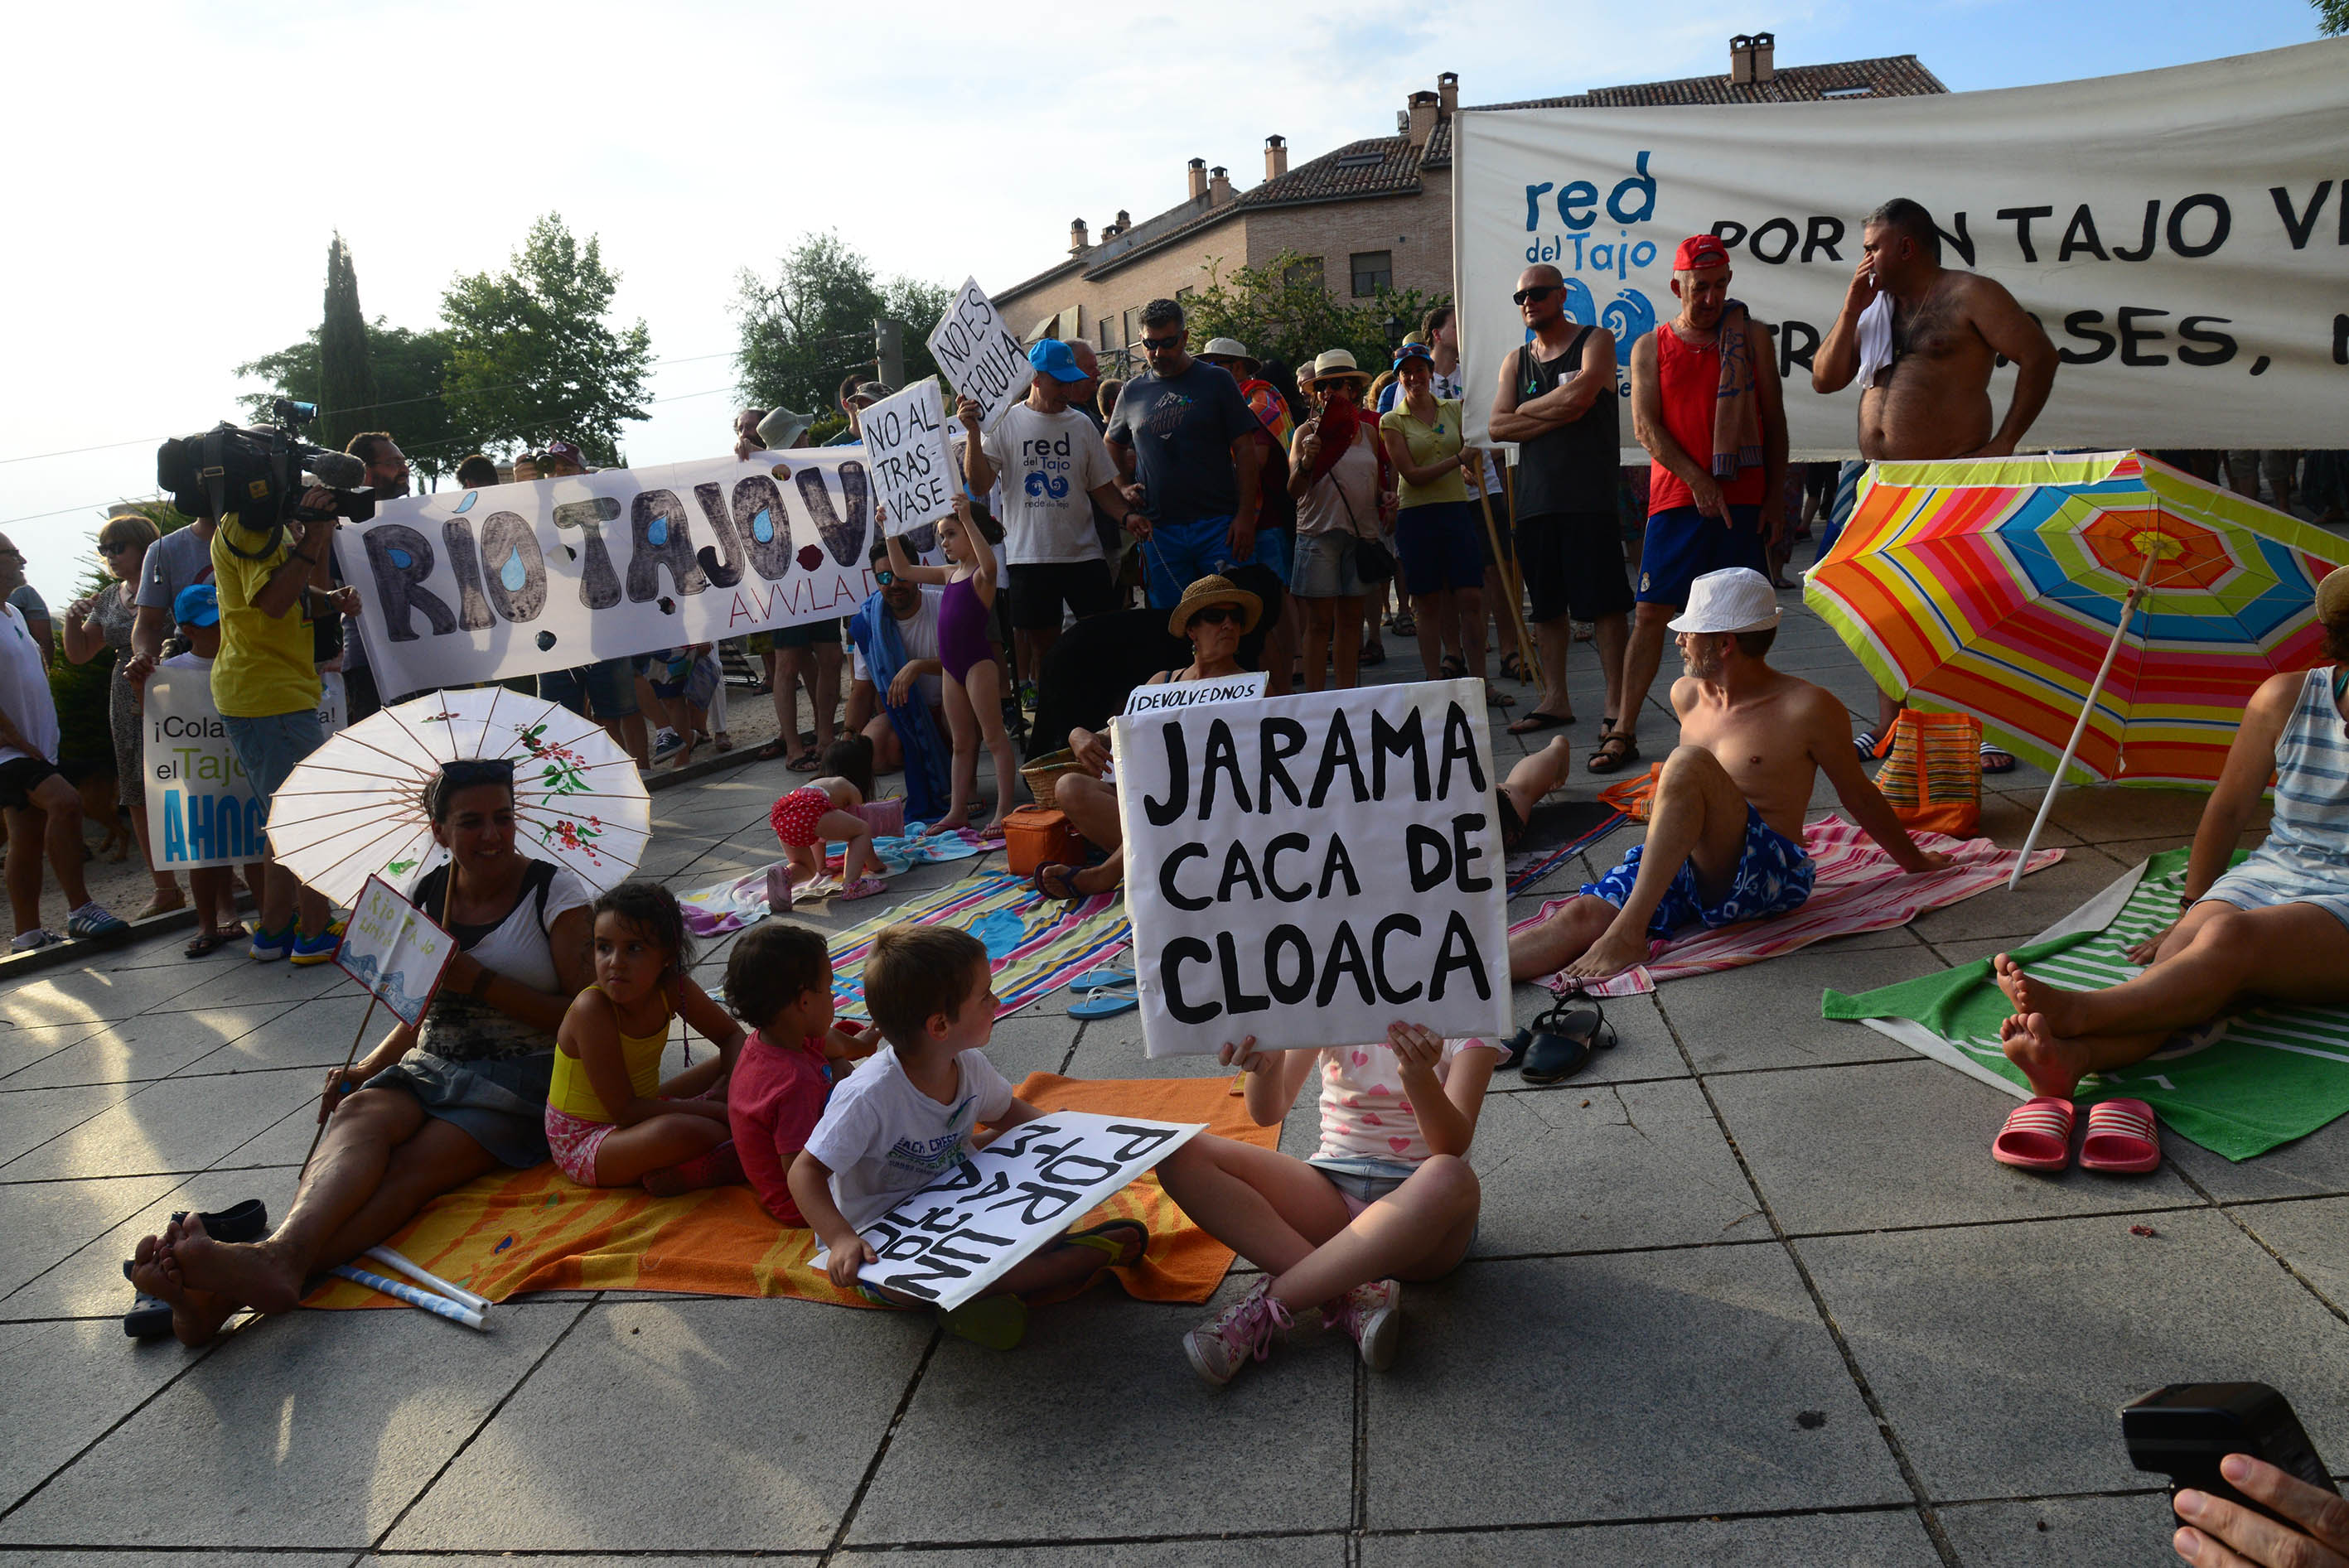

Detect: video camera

[157,398,375,559]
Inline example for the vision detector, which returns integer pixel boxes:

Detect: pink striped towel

[1509,814,2064,996]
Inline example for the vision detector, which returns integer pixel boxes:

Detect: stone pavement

[1,587,2344,1566]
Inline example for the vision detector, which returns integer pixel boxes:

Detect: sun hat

[1029,339,1090,384]
[172,582,220,629]
[1167,574,1263,638]
[2318,563,2349,624]
[1667,567,1781,635]
[1392,340,1436,372]
[1309,348,1370,386]
[1199,338,1260,374]
[756,407,813,449]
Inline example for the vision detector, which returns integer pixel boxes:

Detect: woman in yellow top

[547,882,749,1193]
[1379,343,1500,706]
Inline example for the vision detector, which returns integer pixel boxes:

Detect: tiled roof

[1471,55,1946,111]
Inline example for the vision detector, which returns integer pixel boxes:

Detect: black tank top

[1510,330,1619,518]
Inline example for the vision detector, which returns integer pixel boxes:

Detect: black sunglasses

[1188,604,1243,628]
[1512,285,1559,306]
[99,541,137,556]
[1140,335,1182,352]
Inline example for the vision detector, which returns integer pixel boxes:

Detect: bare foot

[133,1225,239,1347]
[643,1142,745,1197]
[669,735,699,772]
[978,818,1010,842]
[1070,862,1121,898]
[1564,921,1652,980]
[1992,953,2089,1035]
[1999,1011,2090,1099]
[925,808,972,835]
[170,1213,307,1316]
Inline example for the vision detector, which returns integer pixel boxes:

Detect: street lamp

[1382,312,1404,349]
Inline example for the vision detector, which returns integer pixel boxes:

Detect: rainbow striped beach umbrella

[1805,451,2347,880]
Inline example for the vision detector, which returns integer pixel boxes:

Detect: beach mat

[1823,848,2349,1161]
[827,869,1129,1024]
[304,1073,1275,1311]
[1512,814,2063,996]
[1506,798,1629,895]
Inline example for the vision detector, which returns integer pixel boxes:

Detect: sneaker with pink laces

[1330,1278,1402,1371]
[1182,1277,1293,1387]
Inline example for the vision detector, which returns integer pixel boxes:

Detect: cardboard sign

[859,381,958,537]
[336,449,877,698]
[334,875,457,1028]
[830,1112,1203,1310]
[926,276,1036,433]
[143,664,345,871]
[1116,678,1512,1057]
[1122,671,1267,717]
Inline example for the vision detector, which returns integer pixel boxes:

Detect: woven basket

[1019,749,1085,803]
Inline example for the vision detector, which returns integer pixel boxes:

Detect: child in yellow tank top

[546,884,749,1194]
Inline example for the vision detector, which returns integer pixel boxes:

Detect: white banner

[830,1112,1203,1310]
[860,381,958,536]
[334,876,456,1029]
[1121,670,1266,716]
[336,450,879,699]
[143,667,345,871]
[1452,41,2349,455]
[928,276,1036,432]
[1116,678,1511,1058]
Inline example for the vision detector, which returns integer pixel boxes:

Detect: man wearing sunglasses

[1103,298,1271,611]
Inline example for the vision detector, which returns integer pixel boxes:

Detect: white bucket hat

[1668,567,1781,634]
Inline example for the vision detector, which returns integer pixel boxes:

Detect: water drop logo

[750,507,774,544]
[498,552,528,592]
[646,516,669,547]
[452,491,478,514]
[387,547,413,570]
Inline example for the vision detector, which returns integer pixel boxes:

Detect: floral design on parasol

[263,686,651,906]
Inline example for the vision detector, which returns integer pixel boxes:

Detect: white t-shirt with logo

[0,605,59,766]
[981,403,1118,565]
[802,1043,1019,1230]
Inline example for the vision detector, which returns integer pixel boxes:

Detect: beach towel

[1506,798,1630,895]
[1823,849,2349,1160]
[1511,814,2064,996]
[678,830,990,938]
[305,1073,1274,1312]
[828,868,1129,1023]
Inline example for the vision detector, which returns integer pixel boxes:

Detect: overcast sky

[0,0,2327,604]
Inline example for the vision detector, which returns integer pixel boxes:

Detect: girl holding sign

[884,503,1020,840]
[1156,1021,1496,1385]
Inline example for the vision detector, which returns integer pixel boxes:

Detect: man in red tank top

[1604,236,1786,777]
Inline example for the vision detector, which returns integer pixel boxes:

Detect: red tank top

[1648,324,1767,515]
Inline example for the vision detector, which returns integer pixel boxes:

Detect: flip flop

[786,750,823,773]
[754,739,790,761]
[1991,1096,2076,1171]
[1066,967,1135,991]
[1979,742,2018,775]
[1033,861,1086,903]
[1069,985,1139,1019]
[836,876,889,901]
[2079,1098,2161,1174]
[183,927,243,959]
[1507,709,1574,736]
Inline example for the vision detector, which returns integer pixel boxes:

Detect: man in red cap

[1599,236,1788,778]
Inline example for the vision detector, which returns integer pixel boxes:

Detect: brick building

[993,35,1945,372]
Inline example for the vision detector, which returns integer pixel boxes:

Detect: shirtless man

[1508,568,1950,981]
[1812,197,2059,762]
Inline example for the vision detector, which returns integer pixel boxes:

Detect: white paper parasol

[266,687,650,906]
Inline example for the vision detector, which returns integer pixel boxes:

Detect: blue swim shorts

[1581,803,1815,939]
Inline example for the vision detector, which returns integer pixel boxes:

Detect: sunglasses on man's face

[1140,335,1182,353]
[1188,605,1242,629]
[1513,285,1559,306]
[873,568,899,586]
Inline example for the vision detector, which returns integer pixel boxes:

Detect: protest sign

[829,1112,1203,1310]
[1116,678,1512,1058]
[927,276,1036,432]
[336,449,878,699]
[1123,670,1267,717]
[143,666,345,871]
[1452,41,2349,453]
[859,381,958,537]
[334,876,456,1028]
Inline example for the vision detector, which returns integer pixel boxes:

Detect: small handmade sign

[827,1111,1203,1310]
[143,666,345,871]
[861,381,958,536]
[334,876,457,1028]
[926,276,1035,432]
[1122,670,1267,717]
[1116,678,1512,1057]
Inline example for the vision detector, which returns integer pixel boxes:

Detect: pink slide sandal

[2079,1098,2161,1174]
[1992,1097,2076,1171]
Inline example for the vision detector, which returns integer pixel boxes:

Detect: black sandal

[1586,730,1641,774]
[1509,997,1617,1086]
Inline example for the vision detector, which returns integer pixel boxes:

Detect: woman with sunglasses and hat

[128,756,597,1346]
[1381,343,1506,707]
[62,509,184,919]
[1040,575,1263,902]
[1288,350,1396,693]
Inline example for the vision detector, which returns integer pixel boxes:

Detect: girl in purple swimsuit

[885,499,1022,837]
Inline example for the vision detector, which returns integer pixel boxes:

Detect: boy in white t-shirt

[789,924,1147,1348]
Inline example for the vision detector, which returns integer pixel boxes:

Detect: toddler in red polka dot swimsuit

[770,735,889,900]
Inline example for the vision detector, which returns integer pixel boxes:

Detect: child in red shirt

[723,924,879,1224]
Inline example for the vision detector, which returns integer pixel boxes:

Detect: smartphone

[2123,1382,2338,1527]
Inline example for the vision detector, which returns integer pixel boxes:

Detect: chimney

[1264,134,1288,180]
[1187,157,1208,200]
[1729,33,1755,85]
[1069,217,1088,254]
[1438,72,1458,116]
[1751,31,1776,82]
[1406,89,1439,148]
[1208,165,1232,205]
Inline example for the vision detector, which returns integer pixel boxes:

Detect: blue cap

[1028,339,1089,384]
[173,582,220,628]
[1392,340,1435,371]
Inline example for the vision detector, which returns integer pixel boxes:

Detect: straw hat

[1308,349,1370,387]
[1200,338,1260,374]
[2318,562,2349,624]
[1167,574,1263,637]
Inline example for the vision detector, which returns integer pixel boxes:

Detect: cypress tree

[317,234,376,450]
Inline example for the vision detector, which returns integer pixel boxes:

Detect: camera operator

[210,483,356,965]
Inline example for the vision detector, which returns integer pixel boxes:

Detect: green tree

[2321,0,2347,31]
[733,232,952,417]
[440,213,652,462]
[235,319,462,480]
[317,234,378,453]
[1175,248,1448,393]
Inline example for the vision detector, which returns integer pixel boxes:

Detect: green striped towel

[1822,849,2349,1161]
